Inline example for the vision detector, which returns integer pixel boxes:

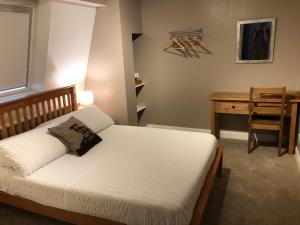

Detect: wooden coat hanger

[163,29,211,58]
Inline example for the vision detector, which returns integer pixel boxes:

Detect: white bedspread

[0,125,217,225]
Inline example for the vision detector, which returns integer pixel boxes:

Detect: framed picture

[236,18,276,64]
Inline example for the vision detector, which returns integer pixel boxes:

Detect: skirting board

[146,124,248,140]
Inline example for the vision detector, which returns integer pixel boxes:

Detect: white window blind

[0,5,32,93]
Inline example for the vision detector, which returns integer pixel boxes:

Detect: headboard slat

[15,109,23,134]
[53,98,58,119]
[67,94,72,113]
[41,101,47,122]
[0,85,77,140]
[36,103,41,126]
[47,100,53,120]
[62,95,67,115]
[8,112,16,136]
[23,107,30,131]
[29,105,36,128]
[0,114,8,138]
[58,97,63,116]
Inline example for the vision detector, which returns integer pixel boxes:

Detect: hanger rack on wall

[163,29,212,58]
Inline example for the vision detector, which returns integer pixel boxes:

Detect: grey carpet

[0,139,299,225]
[202,139,300,225]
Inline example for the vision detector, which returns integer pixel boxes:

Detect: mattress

[0,125,217,225]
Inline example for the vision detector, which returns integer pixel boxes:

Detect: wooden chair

[248,87,287,156]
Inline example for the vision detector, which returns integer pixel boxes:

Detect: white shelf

[135,82,145,88]
[137,105,146,113]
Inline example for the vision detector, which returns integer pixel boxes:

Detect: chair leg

[248,129,252,154]
[278,129,283,157]
[217,153,223,177]
[253,132,258,146]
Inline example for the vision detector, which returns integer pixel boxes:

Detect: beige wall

[31,0,51,90]
[86,0,129,124]
[86,0,142,124]
[119,0,142,125]
[45,1,96,91]
[32,0,96,92]
[134,0,300,130]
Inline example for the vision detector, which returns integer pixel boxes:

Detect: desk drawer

[215,102,249,114]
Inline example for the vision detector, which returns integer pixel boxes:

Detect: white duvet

[0,125,217,225]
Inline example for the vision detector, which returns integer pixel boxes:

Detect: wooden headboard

[0,86,78,139]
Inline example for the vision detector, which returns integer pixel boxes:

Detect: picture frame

[236,18,276,64]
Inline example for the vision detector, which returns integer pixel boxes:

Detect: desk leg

[211,100,220,139]
[288,103,298,154]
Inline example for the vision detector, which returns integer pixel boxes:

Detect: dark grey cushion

[48,117,102,156]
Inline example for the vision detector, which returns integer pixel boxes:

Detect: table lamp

[78,91,94,107]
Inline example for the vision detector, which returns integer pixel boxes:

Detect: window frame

[0,0,36,97]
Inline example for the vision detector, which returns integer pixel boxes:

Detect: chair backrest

[249,87,286,123]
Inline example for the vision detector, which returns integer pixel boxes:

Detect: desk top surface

[211,91,300,102]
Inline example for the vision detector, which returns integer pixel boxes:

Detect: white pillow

[0,167,20,178]
[0,123,68,177]
[38,105,114,133]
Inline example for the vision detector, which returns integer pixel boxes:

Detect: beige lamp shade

[78,91,95,106]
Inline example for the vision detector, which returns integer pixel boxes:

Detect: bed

[0,86,223,225]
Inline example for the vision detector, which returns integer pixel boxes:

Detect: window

[0,4,33,95]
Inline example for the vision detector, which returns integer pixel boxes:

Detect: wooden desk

[211,92,300,154]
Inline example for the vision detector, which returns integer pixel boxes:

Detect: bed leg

[217,152,223,177]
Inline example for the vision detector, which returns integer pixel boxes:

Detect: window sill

[0,90,37,104]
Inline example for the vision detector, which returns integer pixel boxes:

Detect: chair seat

[250,119,281,131]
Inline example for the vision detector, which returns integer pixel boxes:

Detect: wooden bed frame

[0,86,223,225]
[0,85,78,138]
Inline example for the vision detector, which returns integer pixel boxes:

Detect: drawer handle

[232,106,236,109]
